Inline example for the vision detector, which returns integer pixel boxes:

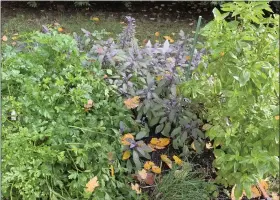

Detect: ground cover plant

[1,1,279,200]
[1,31,145,200]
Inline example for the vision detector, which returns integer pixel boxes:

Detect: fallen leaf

[155,39,159,43]
[58,27,63,32]
[206,142,213,149]
[91,17,100,22]
[160,154,172,169]
[144,161,155,170]
[155,32,160,37]
[150,138,170,149]
[131,183,141,194]
[185,55,191,61]
[121,134,135,145]
[138,169,148,180]
[2,35,8,41]
[84,99,94,112]
[173,155,183,166]
[85,176,99,193]
[144,173,155,185]
[220,52,225,57]
[11,36,17,40]
[122,150,131,160]
[110,165,114,177]
[251,185,261,198]
[191,141,196,151]
[275,115,279,120]
[151,166,161,174]
[124,96,140,109]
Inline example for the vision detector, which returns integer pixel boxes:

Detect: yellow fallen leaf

[124,96,140,109]
[173,155,183,166]
[138,169,147,180]
[122,150,131,160]
[170,39,174,43]
[150,138,170,148]
[220,52,225,56]
[144,161,155,170]
[91,17,100,22]
[110,165,114,177]
[151,166,161,174]
[131,183,141,194]
[160,154,172,169]
[58,27,64,32]
[121,134,135,145]
[85,176,99,193]
[155,32,160,37]
[2,35,8,41]
[155,39,159,43]
[11,36,17,40]
[275,115,279,120]
[191,141,196,151]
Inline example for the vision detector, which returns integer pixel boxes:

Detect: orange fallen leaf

[124,96,140,109]
[121,134,135,145]
[2,35,8,42]
[58,27,64,32]
[85,176,99,193]
[151,166,161,174]
[186,55,191,61]
[173,155,183,166]
[122,150,131,160]
[131,183,141,194]
[155,32,160,37]
[144,161,155,170]
[150,138,170,149]
[160,154,172,169]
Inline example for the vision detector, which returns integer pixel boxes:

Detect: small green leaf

[106,69,113,75]
[171,127,181,137]
[136,131,147,140]
[133,150,142,170]
[162,122,171,137]
[155,124,164,134]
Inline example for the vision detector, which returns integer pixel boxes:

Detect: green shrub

[1,31,141,199]
[179,1,279,198]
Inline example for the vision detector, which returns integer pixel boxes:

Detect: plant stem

[186,16,202,81]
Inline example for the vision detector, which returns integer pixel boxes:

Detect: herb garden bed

[1,1,279,200]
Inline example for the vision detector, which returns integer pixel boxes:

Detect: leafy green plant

[179,1,279,198]
[1,30,142,199]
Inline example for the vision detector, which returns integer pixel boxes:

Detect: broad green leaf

[162,122,171,137]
